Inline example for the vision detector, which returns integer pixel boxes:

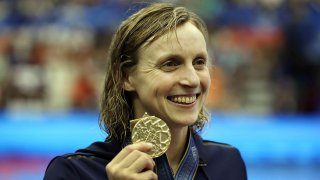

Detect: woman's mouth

[167,94,199,104]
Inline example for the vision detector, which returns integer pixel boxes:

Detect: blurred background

[0,0,319,179]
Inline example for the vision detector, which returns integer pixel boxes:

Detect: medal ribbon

[155,132,199,180]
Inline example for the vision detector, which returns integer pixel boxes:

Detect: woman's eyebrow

[157,54,183,62]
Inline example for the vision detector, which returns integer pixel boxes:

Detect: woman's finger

[134,170,158,180]
[110,142,153,164]
[128,154,155,172]
[116,149,149,169]
[106,142,154,179]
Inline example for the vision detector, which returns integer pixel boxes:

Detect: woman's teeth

[170,96,196,104]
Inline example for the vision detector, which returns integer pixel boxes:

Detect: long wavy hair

[100,3,210,143]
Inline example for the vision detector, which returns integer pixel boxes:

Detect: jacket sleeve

[43,156,80,180]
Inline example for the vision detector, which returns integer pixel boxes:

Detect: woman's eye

[193,58,207,69]
[161,60,179,71]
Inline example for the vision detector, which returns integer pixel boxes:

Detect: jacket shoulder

[62,152,96,160]
[202,139,236,149]
[197,138,242,161]
[195,136,247,179]
[44,141,119,179]
[44,156,80,179]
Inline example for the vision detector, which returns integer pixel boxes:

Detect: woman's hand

[106,142,157,180]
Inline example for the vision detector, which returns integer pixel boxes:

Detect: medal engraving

[131,112,171,158]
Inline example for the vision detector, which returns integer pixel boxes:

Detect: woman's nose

[179,65,200,87]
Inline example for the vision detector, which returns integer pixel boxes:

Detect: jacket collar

[192,132,212,179]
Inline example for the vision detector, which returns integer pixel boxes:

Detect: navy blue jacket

[44,134,247,180]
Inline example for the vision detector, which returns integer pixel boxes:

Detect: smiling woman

[123,22,211,130]
[43,3,247,180]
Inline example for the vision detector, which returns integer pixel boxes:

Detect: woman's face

[124,22,211,129]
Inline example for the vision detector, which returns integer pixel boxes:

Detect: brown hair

[100,3,210,143]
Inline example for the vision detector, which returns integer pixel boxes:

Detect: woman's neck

[165,126,189,175]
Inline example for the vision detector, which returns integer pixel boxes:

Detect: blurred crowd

[0,0,319,114]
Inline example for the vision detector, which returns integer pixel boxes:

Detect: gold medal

[130,112,171,158]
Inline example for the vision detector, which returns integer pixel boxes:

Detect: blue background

[1,112,319,180]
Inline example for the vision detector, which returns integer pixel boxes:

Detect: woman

[44,3,247,180]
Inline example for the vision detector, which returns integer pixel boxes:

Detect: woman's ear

[123,75,136,91]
